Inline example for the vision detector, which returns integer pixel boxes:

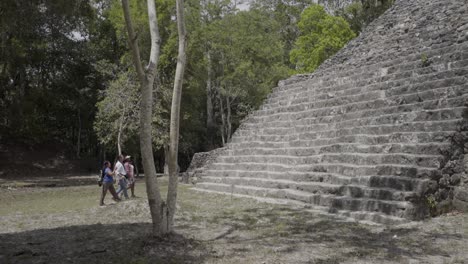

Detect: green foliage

[360,0,395,25]
[0,0,121,154]
[213,10,289,104]
[1,0,394,167]
[185,4,289,150]
[336,0,395,34]
[421,53,431,67]
[290,4,356,73]
[93,0,175,160]
[93,64,170,154]
[426,194,437,216]
[94,69,139,148]
[251,0,317,68]
[335,2,366,34]
[107,0,175,70]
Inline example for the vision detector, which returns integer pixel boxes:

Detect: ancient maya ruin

[192,0,468,224]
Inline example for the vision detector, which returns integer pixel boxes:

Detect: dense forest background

[0,0,393,174]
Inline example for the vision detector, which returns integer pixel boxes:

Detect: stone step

[232,131,458,148]
[192,187,408,225]
[319,36,468,85]
[229,137,453,152]
[199,176,416,201]
[243,95,467,132]
[248,118,460,137]
[192,0,468,224]
[269,39,468,96]
[318,23,468,79]
[267,66,468,116]
[262,92,467,128]
[312,19,468,80]
[201,170,431,192]
[217,153,443,169]
[265,48,468,104]
[208,162,439,179]
[250,89,467,126]
[226,142,450,157]
[234,129,459,147]
[259,84,468,123]
[275,0,468,92]
[196,182,414,219]
[234,118,462,142]
[266,57,468,107]
[299,114,462,134]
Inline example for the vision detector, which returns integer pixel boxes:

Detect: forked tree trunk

[167,0,187,233]
[121,0,166,236]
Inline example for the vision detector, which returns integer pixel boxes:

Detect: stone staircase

[194,0,468,224]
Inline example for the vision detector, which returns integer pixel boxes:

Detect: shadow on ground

[0,223,207,264]
[202,206,462,263]
[1,185,466,263]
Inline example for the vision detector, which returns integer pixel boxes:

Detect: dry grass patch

[0,177,467,263]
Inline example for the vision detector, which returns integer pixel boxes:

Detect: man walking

[114,154,129,199]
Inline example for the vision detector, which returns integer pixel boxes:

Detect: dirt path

[0,179,467,264]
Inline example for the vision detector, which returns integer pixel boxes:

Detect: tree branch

[167,0,187,232]
[121,0,146,84]
[146,0,161,75]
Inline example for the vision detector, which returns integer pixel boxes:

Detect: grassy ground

[1,177,467,264]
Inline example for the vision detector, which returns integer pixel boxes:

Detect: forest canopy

[0,0,394,170]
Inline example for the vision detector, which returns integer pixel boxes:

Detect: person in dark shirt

[100,161,121,206]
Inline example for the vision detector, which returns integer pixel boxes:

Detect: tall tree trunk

[122,0,166,236]
[117,113,124,156]
[167,0,187,233]
[206,51,214,149]
[226,96,232,142]
[218,92,226,146]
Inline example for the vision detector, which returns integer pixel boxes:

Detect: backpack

[98,169,105,187]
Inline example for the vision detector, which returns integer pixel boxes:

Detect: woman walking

[124,157,137,198]
[100,161,121,206]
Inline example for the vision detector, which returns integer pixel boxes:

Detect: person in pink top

[124,156,137,198]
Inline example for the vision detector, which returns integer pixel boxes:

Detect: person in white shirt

[114,154,129,199]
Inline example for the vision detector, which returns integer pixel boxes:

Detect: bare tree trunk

[167,0,187,233]
[218,92,226,146]
[206,51,214,148]
[122,0,166,237]
[226,96,232,142]
[117,114,124,156]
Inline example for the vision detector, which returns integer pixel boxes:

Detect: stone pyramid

[194,0,468,224]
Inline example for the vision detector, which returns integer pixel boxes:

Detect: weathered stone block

[454,187,468,202]
[453,187,468,212]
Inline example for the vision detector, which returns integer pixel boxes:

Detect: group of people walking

[100,154,137,206]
